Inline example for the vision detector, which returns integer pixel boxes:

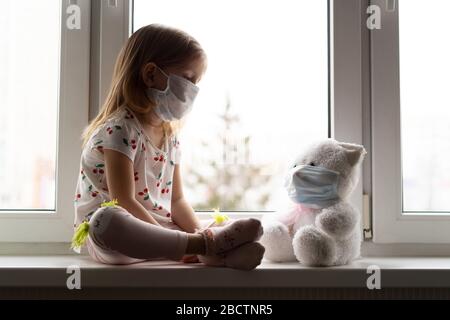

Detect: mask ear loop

[156,65,170,79]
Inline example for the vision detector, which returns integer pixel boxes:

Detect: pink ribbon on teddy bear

[277,203,316,227]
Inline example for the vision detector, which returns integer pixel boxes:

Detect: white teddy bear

[260,139,366,266]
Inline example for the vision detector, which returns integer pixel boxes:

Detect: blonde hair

[81,24,206,148]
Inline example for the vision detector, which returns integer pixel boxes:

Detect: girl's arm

[103,149,161,226]
[171,165,201,233]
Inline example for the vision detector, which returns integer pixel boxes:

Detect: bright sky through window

[134,0,329,211]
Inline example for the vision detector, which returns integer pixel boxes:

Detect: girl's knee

[89,206,128,240]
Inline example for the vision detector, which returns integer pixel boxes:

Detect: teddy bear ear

[338,142,367,166]
[346,149,364,166]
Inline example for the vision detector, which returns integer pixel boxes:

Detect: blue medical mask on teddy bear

[284,164,340,208]
[146,65,200,122]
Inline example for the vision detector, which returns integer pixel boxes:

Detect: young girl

[73,24,264,270]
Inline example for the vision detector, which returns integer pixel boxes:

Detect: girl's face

[143,56,206,91]
[140,56,206,125]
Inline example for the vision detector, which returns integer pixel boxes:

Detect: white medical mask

[284,164,340,208]
[146,66,199,121]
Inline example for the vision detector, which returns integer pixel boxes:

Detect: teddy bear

[260,139,366,266]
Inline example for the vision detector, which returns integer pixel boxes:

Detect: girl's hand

[181,255,200,263]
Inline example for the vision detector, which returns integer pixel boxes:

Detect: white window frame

[1,0,446,252]
[370,0,450,243]
[331,0,366,216]
[0,0,90,242]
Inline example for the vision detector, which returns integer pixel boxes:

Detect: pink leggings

[86,206,190,265]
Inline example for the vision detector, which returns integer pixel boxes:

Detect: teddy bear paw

[293,225,336,266]
[260,221,296,262]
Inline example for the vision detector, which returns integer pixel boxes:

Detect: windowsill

[1,255,450,288]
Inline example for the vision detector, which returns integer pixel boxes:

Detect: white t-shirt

[73,106,181,229]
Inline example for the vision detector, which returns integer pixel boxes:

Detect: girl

[73,24,264,270]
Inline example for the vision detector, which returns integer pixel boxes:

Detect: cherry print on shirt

[74,193,81,203]
[151,202,170,218]
[87,185,99,198]
[152,202,163,211]
[161,181,172,194]
[106,125,122,135]
[153,154,165,162]
[138,187,150,201]
[80,169,86,180]
[94,140,104,154]
[92,163,105,183]
[125,109,135,120]
[92,163,105,175]
[156,171,163,188]
[123,138,137,150]
[134,171,139,182]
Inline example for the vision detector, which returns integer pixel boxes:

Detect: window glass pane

[400,0,450,212]
[0,0,60,210]
[134,0,328,211]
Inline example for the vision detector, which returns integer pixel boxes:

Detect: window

[0,0,60,211]
[399,1,450,213]
[371,0,450,242]
[133,0,329,211]
[0,0,90,242]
